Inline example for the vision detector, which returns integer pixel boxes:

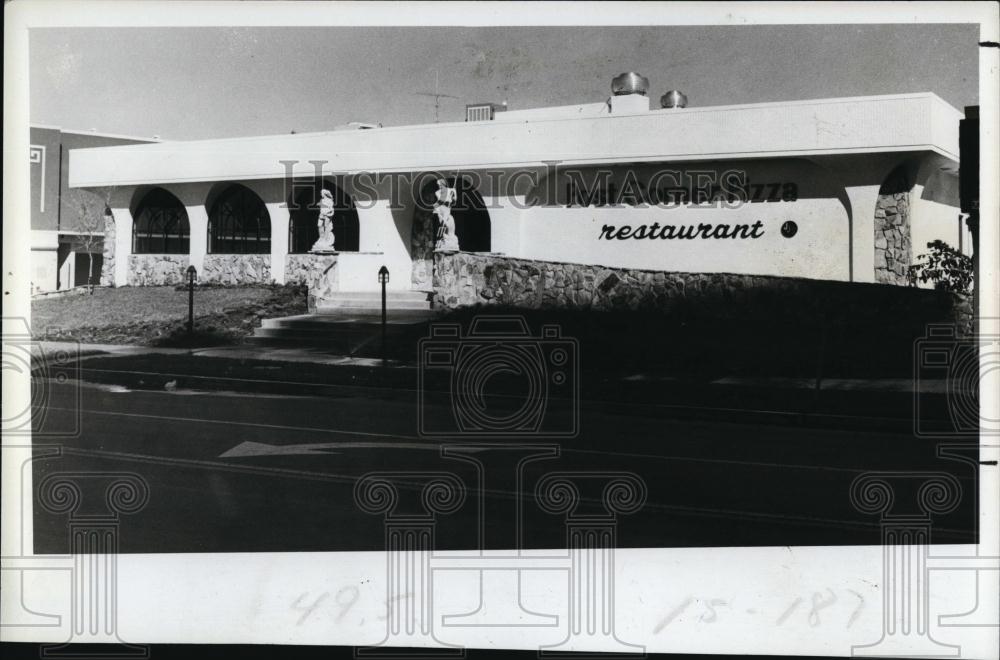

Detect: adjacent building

[30,125,158,293]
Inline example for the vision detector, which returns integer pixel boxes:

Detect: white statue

[434,203,459,252]
[310,189,336,252]
[433,179,459,252]
[435,178,457,207]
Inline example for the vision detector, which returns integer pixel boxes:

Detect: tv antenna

[414,70,459,122]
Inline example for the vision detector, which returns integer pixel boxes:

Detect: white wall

[513,159,853,281]
[30,231,59,293]
[517,200,850,281]
[911,196,965,258]
[340,200,412,291]
[484,195,522,256]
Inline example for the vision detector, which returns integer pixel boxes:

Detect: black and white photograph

[2,2,999,658]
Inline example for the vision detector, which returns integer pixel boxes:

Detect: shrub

[908,240,973,294]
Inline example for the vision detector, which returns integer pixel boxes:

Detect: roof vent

[660,90,688,109]
[611,72,649,96]
[466,103,507,122]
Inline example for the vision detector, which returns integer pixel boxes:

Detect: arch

[287,179,360,253]
[207,184,271,254]
[131,187,190,254]
[418,175,491,252]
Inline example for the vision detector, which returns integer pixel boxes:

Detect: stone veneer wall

[127,254,190,286]
[201,255,271,285]
[874,169,913,285]
[302,255,339,312]
[101,214,116,286]
[433,252,973,333]
[285,253,337,285]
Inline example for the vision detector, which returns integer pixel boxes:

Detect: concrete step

[253,325,419,339]
[316,301,434,318]
[315,290,434,312]
[250,312,432,357]
[332,290,432,301]
[261,315,431,330]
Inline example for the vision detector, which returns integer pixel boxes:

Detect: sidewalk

[32,340,392,367]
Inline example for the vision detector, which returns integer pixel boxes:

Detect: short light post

[186,265,197,335]
[378,265,389,366]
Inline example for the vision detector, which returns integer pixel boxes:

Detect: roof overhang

[69,93,962,189]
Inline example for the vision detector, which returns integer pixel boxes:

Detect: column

[109,207,132,287]
[842,184,880,283]
[267,202,290,285]
[186,205,208,276]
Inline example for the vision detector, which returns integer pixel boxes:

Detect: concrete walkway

[32,340,393,367]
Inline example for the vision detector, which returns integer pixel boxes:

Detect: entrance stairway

[246,290,436,358]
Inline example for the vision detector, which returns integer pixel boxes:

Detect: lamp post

[186,265,197,335]
[378,265,389,365]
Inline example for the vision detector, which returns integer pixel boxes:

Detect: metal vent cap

[660,90,688,109]
[611,72,650,96]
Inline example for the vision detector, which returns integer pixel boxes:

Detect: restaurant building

[66,76,971,310]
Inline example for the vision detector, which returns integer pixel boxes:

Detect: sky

[29,24,979,141]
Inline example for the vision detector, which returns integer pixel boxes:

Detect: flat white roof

[30,123,161,143]
[69,93,962,188]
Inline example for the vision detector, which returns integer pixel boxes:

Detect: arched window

[132,188,190,254]
[288,181,360,253]
[418,176,491,252]
[208,184,271,254]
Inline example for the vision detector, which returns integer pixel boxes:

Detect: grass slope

[32,285,307,347]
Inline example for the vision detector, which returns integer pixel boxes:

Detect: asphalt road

[30,379,977,554]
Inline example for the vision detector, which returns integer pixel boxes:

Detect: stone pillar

[186,205,208,277]
[267,202,290,285]
[873,169,913,285]
[108,207,132,287]
[410,207,435,290]
[100,212,116,287]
